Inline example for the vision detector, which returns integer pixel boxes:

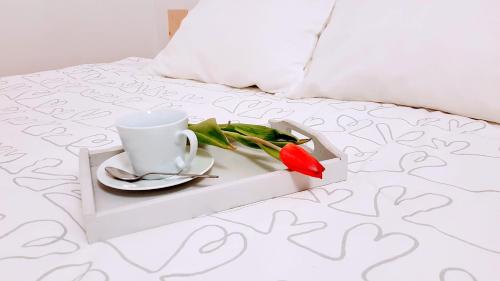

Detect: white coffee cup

[115,109,198,175]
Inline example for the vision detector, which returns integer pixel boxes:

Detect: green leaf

[223,131,260,149]
[220,123,297,141]
[188,118,235,150]
[256,143,281,160]
[221,122,311,148]
[296,138,311,145]
[270,138,311,148]
[224,131,308,149]
[224,131,283,159]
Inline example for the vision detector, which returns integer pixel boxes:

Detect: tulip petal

[279,144,325,179]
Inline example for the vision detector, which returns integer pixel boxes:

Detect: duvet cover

[0,58,499,280]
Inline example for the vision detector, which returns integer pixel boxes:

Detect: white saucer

[97,149,215,191]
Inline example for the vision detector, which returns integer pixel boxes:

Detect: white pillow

[147,0,335,94]
[288,0,500,123]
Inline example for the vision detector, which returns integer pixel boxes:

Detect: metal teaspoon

[105,166,218,182]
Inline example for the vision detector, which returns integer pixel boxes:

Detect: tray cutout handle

[269,119,343,161]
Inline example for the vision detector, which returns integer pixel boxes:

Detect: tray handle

[269,119,343,160]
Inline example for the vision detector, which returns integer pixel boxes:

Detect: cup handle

[175,129,198,171]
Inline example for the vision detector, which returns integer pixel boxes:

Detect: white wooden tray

[79,120,347,243]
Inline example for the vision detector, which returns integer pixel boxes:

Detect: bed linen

[149,0,335,94]
[287,0,500,124]
[0,57,499,280]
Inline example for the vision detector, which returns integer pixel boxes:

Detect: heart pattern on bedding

[0,57,498,280]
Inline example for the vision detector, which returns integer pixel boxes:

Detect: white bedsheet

[0,57,499,280]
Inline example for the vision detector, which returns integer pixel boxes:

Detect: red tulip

[279,143,325,178]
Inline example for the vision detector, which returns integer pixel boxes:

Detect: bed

[0,57,498,280]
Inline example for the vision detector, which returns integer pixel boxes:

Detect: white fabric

[288,0,500,124]
[147,0,335,94]
[1,58,500,280]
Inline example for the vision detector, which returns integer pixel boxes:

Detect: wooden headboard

[168,10,189,38]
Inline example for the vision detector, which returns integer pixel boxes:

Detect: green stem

[244,136,282,151]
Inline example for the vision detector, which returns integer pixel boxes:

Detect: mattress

[0,57,499,280]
